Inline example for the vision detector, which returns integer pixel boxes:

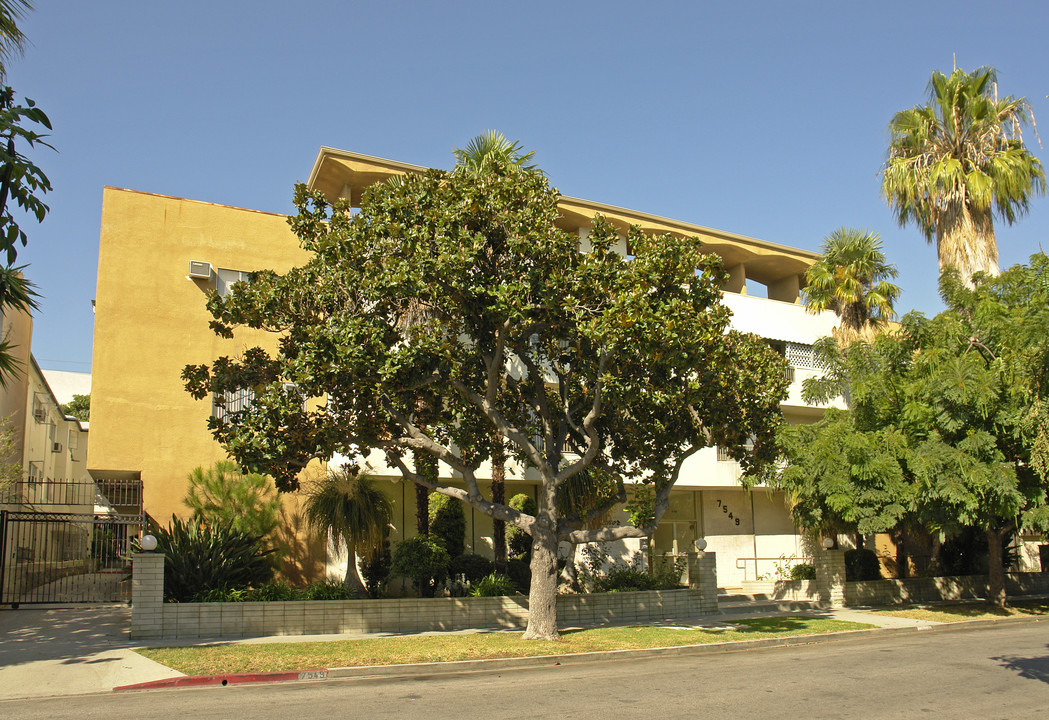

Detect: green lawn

[136,616,872,676]
[873,600,1049,624]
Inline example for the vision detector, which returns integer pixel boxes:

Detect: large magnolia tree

[183,156,788,639]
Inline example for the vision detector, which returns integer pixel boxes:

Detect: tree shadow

[0,607,132,666]
[994,648,1049,685]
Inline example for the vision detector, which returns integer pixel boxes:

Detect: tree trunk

[491,437,506,573]
[342,538,369,598]
[415,451,438,536]
[523,514,560,640]
[560,542,579,587]
[986,528,1007,607]
[937,203,998,285]
[894,529,909,579]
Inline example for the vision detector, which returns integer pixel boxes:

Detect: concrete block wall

[130,552,165,640]
[814,550,846,607]
[129,552,721,640]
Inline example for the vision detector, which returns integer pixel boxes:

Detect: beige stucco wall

[87,188,321,569]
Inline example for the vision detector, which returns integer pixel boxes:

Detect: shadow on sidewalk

[0,606,132,666]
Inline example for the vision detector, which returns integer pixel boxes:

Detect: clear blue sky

[9,0,1049,373]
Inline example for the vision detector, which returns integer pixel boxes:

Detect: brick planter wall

[129,551,721,641]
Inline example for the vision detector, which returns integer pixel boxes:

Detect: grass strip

[873,599,1049,623]
[136,616,872,676]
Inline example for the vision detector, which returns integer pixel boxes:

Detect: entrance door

[653,491,699,556]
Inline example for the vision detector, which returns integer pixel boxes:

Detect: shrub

[789,563,816,580]
[429,492,466,559]
[506,494,537,561]
[390,535,450,597]
[450,553,494,584]
[361,537,392,598]
[578,548,684,593]
[183,461,281,542]
[845,548,882,581]
[303,579,356,600]
[470,573,517,597]
[138,515,275,602]
[506,557,531,594]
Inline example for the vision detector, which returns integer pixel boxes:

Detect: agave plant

[135,515,275,602]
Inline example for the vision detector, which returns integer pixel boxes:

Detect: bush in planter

[390,534,450,597]
[789,563,816,580]
[303,579,355,600]
[361,537,392,598]
[506,557,531,594]
[429,492,466,559]
[470,573,517,597]
[506,493,537,561]
[845,548,882,581]
[450,553,495,584]
[135,515,275,603]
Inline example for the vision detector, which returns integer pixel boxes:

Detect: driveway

[0,606,181,699]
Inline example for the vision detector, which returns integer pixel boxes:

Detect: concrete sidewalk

[0,603,947,700]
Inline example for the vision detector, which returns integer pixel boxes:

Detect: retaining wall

[130,551,720,640]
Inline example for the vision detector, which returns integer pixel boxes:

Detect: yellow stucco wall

[87,188,316,546]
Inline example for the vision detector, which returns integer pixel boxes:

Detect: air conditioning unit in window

[33,407,46,423]
[51,442,63,453]
[188,261,213,280]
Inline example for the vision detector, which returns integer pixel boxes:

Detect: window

[211,388,254,421]
[216,268,252,298]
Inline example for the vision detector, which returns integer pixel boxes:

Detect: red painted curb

[113,668,329,692]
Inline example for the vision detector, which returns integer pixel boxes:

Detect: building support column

[815,549,846,608]
[130,552,165,640]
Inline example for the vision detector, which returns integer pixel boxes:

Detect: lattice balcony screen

[784,341,829,371]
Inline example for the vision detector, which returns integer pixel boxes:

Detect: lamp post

[140,534,158,552]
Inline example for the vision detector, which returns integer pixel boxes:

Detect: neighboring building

[0,305,140,604]
[88,148,843,588]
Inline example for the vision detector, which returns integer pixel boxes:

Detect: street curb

[113,668,330,692]
[114,613,1048,692]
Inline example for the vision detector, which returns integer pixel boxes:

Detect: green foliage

[181,140,789,636]
[450,553,494,584]
[183,461,281,541]
[576,546,685,593]
[390,535,450,596]
[777,255,1049,602]
[303,467,393,594]
[361,537,392,599]
[803,227,899,338]
[882,67,1044,278]
[505,558,531,594]
[844,549,882,581]
[789,563,816,581]
[191,579,357,603]
[506,494,537,561]
[429,492,466,559]
[469,573,517,597]
[140,515,275,603]
[60,393,90,422]
[302,579,356,600]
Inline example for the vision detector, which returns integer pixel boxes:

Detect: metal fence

[0,510,142,605]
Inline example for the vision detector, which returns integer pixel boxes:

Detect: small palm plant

[303,467,393,597]
[804,227,900,344]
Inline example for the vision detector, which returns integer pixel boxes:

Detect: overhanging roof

[306,147,819,286]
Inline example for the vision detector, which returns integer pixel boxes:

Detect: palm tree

[303,467,393,597]
[0,1,32,81]
[882,66,1045,283]
[804,227,900,343]
[804,227,899,550]
[452,130,537,175]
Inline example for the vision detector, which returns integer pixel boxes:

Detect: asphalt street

[4,621,1048,719]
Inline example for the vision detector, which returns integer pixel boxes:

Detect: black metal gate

[0,510,142,605]
[0,476,144,606]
